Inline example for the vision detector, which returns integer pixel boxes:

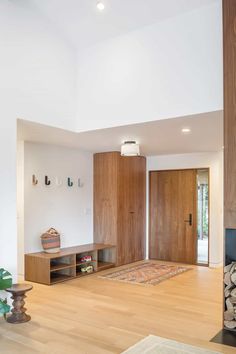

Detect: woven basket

[41,228,61,253]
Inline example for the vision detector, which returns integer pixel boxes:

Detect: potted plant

[0,268,12,319]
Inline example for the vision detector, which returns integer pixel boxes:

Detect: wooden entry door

[149,169,197,264]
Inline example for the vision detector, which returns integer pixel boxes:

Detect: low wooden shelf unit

[25,243,116,285]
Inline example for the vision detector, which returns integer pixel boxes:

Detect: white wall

[20,142,93,275]
[76,1,222,131]
[0,1,77,130]
[0,119,17,278]
[0,1,77,278]
[17,141,25,276]
[147,152,224,267]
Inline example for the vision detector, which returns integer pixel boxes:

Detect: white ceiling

[29,0,218,49]
[18,111,223,156]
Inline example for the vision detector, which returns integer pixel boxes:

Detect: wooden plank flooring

[0,261,235,354]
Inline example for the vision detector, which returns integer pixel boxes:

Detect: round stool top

[6,283,33,293]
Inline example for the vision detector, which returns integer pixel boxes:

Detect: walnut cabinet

[94,152,146,266]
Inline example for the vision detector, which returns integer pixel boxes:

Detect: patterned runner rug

[99,262,190,285]
[122,335,221,353]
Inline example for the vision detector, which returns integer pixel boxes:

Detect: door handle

[184,213,192,226]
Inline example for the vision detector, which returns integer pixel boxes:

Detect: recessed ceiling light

[97,1,105,10]
[181,128,191,134]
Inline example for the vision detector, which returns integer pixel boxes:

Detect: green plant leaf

[2,271,11,278]
[0,268,12,290]
[0,268,12,279]
[0,278,12,290]
[0,299,10,315]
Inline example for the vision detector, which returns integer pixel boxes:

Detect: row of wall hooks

[32,175,84,188]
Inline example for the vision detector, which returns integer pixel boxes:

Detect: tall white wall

[0,1,77,278]
[20,142,93,275]
[17,141,25,277]
[0,119,17,277]
[147,152,224,267]
[0,1,77,130]
[76,1,223,132]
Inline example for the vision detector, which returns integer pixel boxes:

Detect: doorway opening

[197,169,209,265]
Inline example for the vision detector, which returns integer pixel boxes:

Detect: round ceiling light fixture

[121,141,140,157]
[97,1,105,10]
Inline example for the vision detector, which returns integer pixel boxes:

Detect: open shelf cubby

[50,255,76,271]
[25,243,116,285]
[97,248,116,271]
[97,261,115,271]
[76,265,94,277]
[51,267,75,284]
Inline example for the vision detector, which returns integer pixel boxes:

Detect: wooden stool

[6,284,33,324]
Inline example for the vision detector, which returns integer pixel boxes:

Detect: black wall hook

[67,177,73,187]
[32,174,38,185]
[45,176,51,186]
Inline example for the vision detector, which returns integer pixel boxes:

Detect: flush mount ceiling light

[181,127,191,134]
[97,1,105,10]
[121,141,140,156]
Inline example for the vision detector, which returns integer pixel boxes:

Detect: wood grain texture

[223,0,236,229]
[6,284,33,324]
[94,152,146,266]
[149,170,197,264]
[25,244,115,259]
[117,156,146,265]
[25,255,51,285]
[94,152,119,245]
[25,244,116,285]
[1,262,230,354]
[133,157,146,262]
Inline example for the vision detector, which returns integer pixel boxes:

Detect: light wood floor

[0,261,235,354]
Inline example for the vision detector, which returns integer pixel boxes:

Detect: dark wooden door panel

[117,156,146,265]
[223,0,236,229]
[117,156,133,265]
[149,169,197,264]
[94,152,119,245]
[133,156,146,262]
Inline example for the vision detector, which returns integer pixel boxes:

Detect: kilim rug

[99,262,190,285]
[122,335,222,353]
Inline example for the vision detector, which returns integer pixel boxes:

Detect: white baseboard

[17,274,25,281]
[209,262,223,268]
